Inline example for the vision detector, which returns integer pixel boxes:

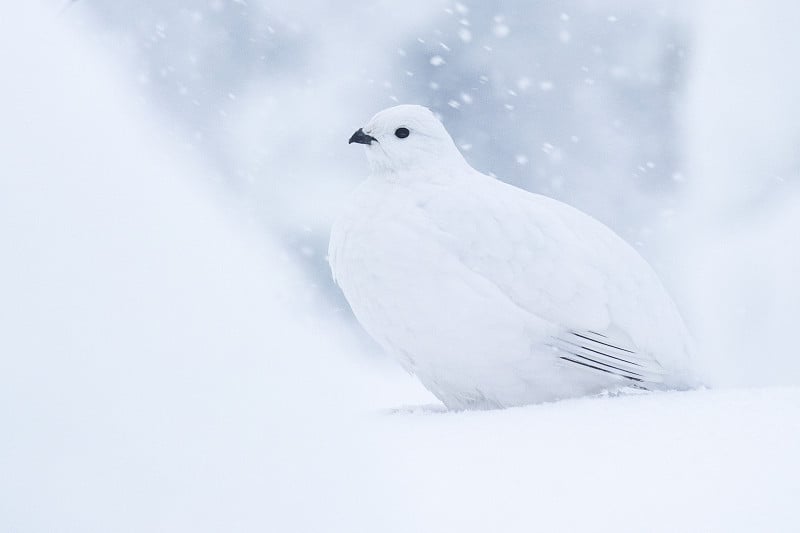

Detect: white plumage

[330,105,694,409]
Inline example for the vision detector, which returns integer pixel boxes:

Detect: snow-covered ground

[1,3,798,532]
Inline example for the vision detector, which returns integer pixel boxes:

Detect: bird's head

[349,104,466,175]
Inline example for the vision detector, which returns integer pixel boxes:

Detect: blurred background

[2,1,799,531]
[55,0,800,385]
[84,0,690,296]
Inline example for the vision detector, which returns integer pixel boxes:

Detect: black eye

[394,127,410,139]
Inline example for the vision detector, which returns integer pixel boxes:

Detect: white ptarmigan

[329,104,694,409]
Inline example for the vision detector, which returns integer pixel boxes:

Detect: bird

[329,104,695,410]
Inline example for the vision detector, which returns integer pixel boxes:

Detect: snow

[352,388,800,533]
[673,0,800,387]
[1,2,799,532]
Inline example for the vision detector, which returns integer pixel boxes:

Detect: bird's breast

[330,187,540,374]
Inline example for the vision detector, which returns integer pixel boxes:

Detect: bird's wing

[548,329,667,385]
[423,173,691,384]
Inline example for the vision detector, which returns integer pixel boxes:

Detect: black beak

[349,128,376,145]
